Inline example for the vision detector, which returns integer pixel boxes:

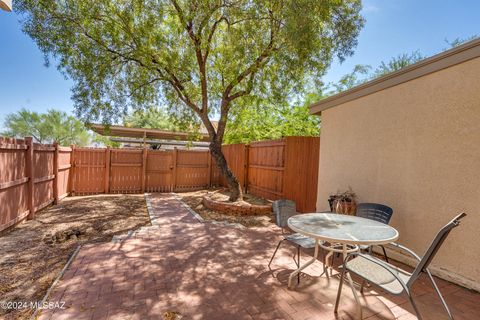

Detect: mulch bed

[0,194,150,320]
[178,189,275,228]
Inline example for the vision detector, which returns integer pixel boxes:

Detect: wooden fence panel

[175,150,210,191]
[110,149,143,193]
[146,150,174,192]
[0,138,29,231]
[247,139,285,200]
[211,144,247,188]
[283,137,320,212]
[57,146,72,200]
[33,144,55,211]
[73,148,106,195]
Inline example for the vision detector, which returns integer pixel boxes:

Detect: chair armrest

[387,242,422,261]
[344,252,410,292]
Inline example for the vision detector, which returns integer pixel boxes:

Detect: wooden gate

[72,148,106,195]
[110,149,143,193]
[247,139,285,200]
[145,150,174,192]
[175,150,211,191]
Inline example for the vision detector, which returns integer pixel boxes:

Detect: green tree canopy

[445,34,478,48]
[326,51,426,93]
[2,108,91,146]
[224,93,320,144]
[123,106,178,130]
[16,0,364,200]
[373,51,425,77]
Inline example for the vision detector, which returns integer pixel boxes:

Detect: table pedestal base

[287,239,319,288]
[287,242,359,288]
[321,242,359,275]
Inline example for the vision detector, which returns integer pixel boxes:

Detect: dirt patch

[207,189,270,206]
[178,189,275,228]
[0,194,150,320]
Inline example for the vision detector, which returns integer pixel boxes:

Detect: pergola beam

[89,124,210,142]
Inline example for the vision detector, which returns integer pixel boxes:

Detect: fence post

[53,141,59,204]
[104,147,111,193]
[244,144,250,194]
[171,148,178,192]
[207,151,212,188]
[69,145,75,196]
[141,147,147,193]
[25,137,35,220]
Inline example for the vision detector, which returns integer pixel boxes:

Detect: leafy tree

[16,0,364,200]
[372,51,424,77]
[224,93,320,144]
[326,51,425,95]
[330,64,371,92]
[91,134,121,147]
[123,106,178,130]
[445,35,478,48]
[2,108,91,146]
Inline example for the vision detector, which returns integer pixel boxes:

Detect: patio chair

[268,199,316,284]
[356,203,394,262]
[330,203,393,268]
[335,212,467,320]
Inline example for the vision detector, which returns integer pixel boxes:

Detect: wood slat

[0,144,28,150]
[110,163,142,167]
[58,164,72,171]
[0,177,29,191]
[249,165,285,171]
[34,175,55,184]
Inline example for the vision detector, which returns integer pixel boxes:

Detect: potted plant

[328,189,357,215]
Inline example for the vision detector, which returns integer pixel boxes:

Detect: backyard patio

[35,194,479,320]
[1,2,479,318]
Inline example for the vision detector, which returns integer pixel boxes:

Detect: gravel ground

[0,194,150,320]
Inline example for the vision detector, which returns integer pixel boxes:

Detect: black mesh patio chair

[356,203,394,262]
[268,199,316,284]
[330,203,393,268]
[335,212,467,320]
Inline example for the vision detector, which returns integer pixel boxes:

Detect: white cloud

[363,4,380,13]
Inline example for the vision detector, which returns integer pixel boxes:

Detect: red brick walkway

[39,194,479,320]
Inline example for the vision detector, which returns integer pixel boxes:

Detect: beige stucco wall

[316,57,480,290]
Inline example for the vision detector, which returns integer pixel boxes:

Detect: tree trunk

[210,140,243,201]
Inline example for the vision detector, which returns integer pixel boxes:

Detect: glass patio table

[286,212,399,288]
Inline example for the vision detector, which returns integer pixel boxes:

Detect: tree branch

[223,11,279,100]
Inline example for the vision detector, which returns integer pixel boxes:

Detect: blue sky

[0,0,479,127]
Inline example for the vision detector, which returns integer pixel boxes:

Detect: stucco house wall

[311,42,480,290]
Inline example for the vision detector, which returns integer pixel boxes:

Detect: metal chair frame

[356,203,394,262]
[268,200,316,284]
[334,212,466,320]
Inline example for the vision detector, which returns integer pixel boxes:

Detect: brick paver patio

[38,194,479,320]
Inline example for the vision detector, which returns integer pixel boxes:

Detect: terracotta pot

[333,199,356,215]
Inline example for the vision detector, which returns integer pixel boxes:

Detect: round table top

[287,212,399,245]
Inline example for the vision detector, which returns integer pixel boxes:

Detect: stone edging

[202,195,272,216]
[172,193,245,229]
[172,193,205,223]
[31,245,82,320]
[112,193,158,242]
[144,193,159,225]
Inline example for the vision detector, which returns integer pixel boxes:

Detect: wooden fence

[1,136,319,231]
[0,137,72,232]
[211,137,320,212]
[70,148,214,195]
